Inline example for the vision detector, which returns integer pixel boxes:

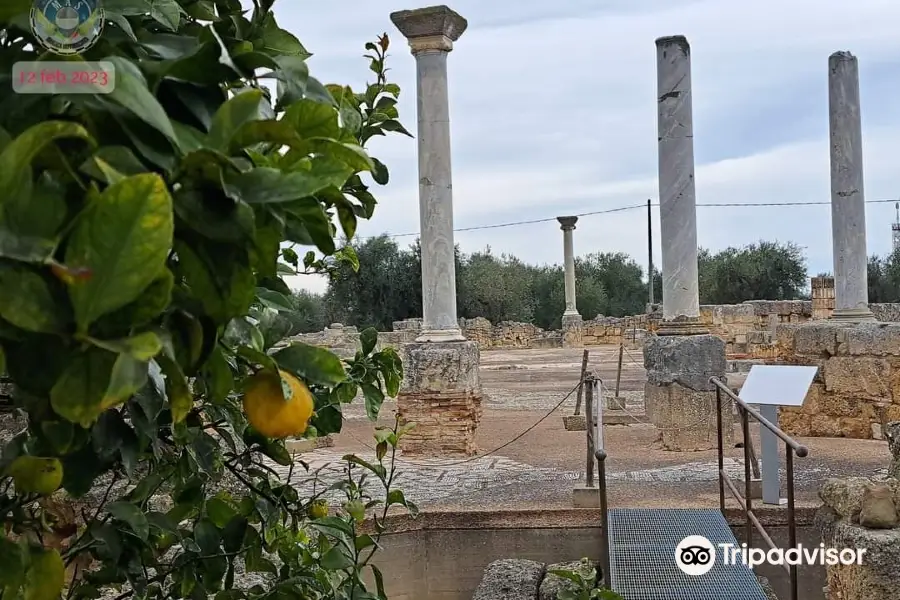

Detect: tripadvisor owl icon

[30,0,104,55]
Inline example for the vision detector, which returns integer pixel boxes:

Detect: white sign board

[738,365,818,407]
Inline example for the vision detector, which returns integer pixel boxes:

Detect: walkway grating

[607,508,768,600]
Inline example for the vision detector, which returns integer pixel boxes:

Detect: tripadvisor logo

[30,0,104,56]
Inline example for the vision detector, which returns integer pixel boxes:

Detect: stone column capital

[390,5,467,54]
[655,35,690,55]
[557,215,578,230]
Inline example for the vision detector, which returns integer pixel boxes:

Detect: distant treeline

[284,236,900,333]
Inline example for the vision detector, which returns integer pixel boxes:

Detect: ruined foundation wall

[776,323,900,440]
[287,300,900,356]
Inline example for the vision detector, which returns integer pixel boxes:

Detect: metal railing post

[584,374,594,487]
[596,449,611,588]
[716,386,725,513]
[708,376,809,599]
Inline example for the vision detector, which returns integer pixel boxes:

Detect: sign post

[736,365,818,505]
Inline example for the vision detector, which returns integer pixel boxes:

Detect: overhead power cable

[364,198,900,241]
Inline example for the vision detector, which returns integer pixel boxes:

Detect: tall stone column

[557,216,583,347]
[828,51,875,322]
[643,36,729,451]
[390,5,481,456]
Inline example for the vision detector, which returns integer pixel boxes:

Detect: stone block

[644,382,734,451]
[644,334,726,391]
[561,313,583,348]
[810,414,844,437]
[823,357,892,400]
[472,559,545,600]
[396,341,482,456]
[820,477,872,520]
[846,323,900,356]
[792,322,846,356]
[819,512,900,600]
[563,415,586,431]
[539,560,598,600]
[779,408,811,437]
[572,484,601,508]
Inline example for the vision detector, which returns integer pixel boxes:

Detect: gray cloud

[267,0,900,296]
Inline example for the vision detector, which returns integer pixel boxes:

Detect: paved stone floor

[313,347,893,512]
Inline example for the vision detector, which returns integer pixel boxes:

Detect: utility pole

[647,199,654,307]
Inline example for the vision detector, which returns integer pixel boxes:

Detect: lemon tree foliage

[0,1,416,598]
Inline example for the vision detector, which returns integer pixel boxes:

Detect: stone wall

[699,300,812,358]
[286,301,900,358]
[816,430,900,600]
[776,323,900,440]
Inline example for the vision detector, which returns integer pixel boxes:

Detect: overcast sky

[269,0,900,295]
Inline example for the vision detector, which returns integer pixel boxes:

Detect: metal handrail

[710,376,808,600]
[596,448,611,588]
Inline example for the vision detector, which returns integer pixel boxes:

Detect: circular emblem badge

[31,0,104,56]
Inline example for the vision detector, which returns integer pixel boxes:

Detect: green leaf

[371,158,389,185]
[0,265,66,333]
[0,121,93,220]
[88,331,163,360]
[157,354,192,423]
[149,0,182,30]
[362,383,384,421]
[206,498,238,528]
[359,327,377,356]
[319,545,354,570]
[80,146,148,184]
[106,501,150,541]
[272,343,346,386]
[65,173,174,332]
[0,537,25,593]
[194,519,220,554]
[282,99,340,138]
[255,288,294,312]
[256,16,310,57]
[0,228,56,264]
[208,88,264,152]
[202,347,234,403]
[50,348,143,426]
[173,188,255,243]
[222,163,353,205]
[103,56,181,150]
[101,268,174,328]
[23,548,64,600]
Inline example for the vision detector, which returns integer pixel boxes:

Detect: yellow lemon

[7,456,64,496]
[242,369,314,439]
[307,499,328,519]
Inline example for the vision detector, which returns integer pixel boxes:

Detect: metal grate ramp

[607,508,768,600]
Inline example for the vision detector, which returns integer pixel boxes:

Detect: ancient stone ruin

[816,423,900,600]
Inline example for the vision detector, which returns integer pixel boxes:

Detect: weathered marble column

[655,35,705,335]
[392,6,466,342]
[828,51,875,322]
[643,36,728,451]
[390,5,482,456]
[557,216,583,347]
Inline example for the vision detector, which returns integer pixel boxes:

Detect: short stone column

[811,276,836,320]
[557,216,583,347]
[828,52,875,323]
[643,36,728,451]
[390,5,481,455]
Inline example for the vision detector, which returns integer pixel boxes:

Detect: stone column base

[644,334,732,451]
[656,316,709,336]
[561,313,583,348]
[396,340,482,456]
